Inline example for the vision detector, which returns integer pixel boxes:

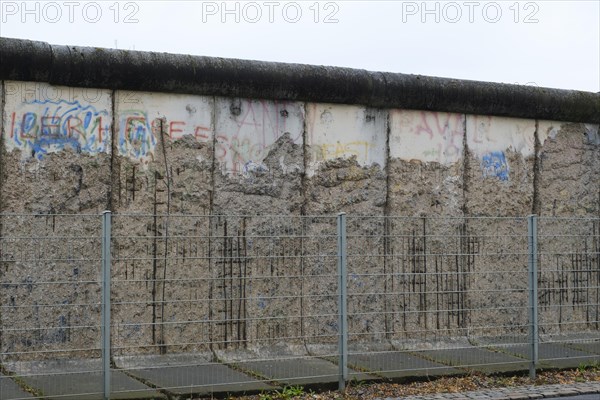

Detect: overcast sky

[1,0,598,92]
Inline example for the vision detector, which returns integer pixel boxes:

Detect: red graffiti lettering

[169,121,185,138]
[10,112,16,139]
[97,116,110,143]
[67,117,84,138]
[194,125,210,140]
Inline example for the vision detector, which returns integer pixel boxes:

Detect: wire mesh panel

[344,216,531,378]
[2,212,599,399]
[0,214,103,400]
[110,214,341,398]
[111,214,211,357]
[537,217,600,367]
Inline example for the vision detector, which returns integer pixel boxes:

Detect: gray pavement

[418,347,530,374]
[238,357,374,386]
[127,363,275,397]
[17,370,164,400]
[492,343,599,369]
[0,339,598,399]
[2,359,163,400]
[1,373,33,399]
[566,342,600,357]
[348,351,462,379]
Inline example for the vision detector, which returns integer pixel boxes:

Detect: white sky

[1,0,599,92]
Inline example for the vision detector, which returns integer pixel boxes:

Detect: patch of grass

[258,385,307,400]
[347,378,368,388]
[577,361,600,373]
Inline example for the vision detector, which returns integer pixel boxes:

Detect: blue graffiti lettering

[118,110,156,161]
[9,99,110,160]
[481,151,509,181]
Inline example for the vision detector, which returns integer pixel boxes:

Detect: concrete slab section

[17,370,163,400]
[419,347,530,373]
[128,363,274,396]
[4,359,163,400]
[1,373,33,400]
[475,336,529,346]
[494,343,598,369]
[348,351,461,379]
[564,341,600,356]
[239,357,373,386]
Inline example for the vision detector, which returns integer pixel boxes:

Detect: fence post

[102,211,112,400]
[527,214,539,379]
[337,213,348,391]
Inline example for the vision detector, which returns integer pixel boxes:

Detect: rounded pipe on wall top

[1,37,599,123]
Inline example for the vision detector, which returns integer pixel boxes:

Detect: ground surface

[206,366,600,400]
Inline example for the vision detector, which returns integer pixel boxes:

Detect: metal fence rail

[0,213,599,400]
[108,214,340,399]
[0,214,104,400]
[536,217,600,370]
[343,216,537,382]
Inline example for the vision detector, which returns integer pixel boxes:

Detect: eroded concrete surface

[0,81,598,370]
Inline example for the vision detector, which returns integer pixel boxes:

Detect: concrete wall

[0,79,598,359]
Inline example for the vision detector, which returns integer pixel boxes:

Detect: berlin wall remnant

[2,37,598,124]
[0,38,599,362]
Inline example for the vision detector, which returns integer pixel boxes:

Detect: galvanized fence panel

[344,216,533,379]
[1,213,599,400]
[0,214,103,400]
[537,216,600,368]
[108,214,340,398]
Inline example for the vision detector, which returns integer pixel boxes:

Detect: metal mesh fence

[344,216,533,379]
[0,213,598,400]
[109,214,341,398]
[0,214,103,399]
[536,217,600,367]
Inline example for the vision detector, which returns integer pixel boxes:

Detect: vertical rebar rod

[102,211,112,400]
[527,214,539,379]
[337,213,348,391]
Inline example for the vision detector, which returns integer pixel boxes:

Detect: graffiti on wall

[414,112,463,162]
[311,140,373,162]
[116,96,297,170]
[215,99,304,175]
[116,91,214,164]
[389,110,464,165]
[466,115,536,181]
[117,112,213,164]
[306,104,387,175]
[118,110,157,163]
[481,151,509,181]
[4,99,111,159]
[467,115,536,157]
